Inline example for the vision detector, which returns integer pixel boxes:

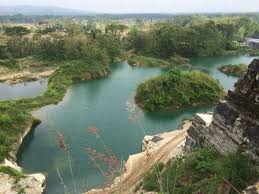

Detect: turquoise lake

[4,55,254,193]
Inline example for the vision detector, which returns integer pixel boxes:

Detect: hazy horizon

[1,0,259,14]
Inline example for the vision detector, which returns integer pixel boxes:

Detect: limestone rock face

[0,173,45,194]
[186,59,259,157]
[0,160,45,194]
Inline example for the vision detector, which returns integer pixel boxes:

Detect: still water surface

[12,56,256,193]
[0,79,47,100]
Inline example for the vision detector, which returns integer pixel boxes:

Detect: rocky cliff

[186,59,259,158]
[0,159,45,194]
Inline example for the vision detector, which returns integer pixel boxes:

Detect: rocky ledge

[186,58,259,158]
[0,159,45,194]
[0,119,46,194]
[86,121,191,194]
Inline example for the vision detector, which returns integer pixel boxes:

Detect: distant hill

[0,5,88,16]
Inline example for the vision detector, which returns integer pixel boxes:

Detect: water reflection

[0,79,48,100]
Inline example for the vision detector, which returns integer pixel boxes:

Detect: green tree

[105,23,128,40]
[4,26,30,38]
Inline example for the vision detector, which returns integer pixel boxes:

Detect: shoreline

[0,68,55,85]
[85,120,191,194]
[0,118,46,194]
[10,117,41,161]
[0,65,111,194]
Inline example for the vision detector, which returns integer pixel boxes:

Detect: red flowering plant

[55,130,77,193]
[86,126,123,188]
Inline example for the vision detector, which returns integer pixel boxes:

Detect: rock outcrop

[0,159,45,194]
[243,181,259,194]
[0,119,45,194]
[186,59,259,158]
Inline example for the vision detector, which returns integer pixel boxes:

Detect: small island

[128,54,190,68]
[218,63,247,77]
[135,69,224,111]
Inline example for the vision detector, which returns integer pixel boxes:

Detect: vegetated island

[127,54,190,68]
[135,69,224,111]
[218,63,248,77]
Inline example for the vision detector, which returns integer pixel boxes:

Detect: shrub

[0,166,23,181]
[140,148,258,194]
[135,69,224,111]
[128,55,171,67]
[0,113,12,125]
[0,58,18,69]
[218,63,247,77]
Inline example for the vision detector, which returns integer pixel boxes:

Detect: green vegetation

[0,15,258,190]
[3,26,30,38]
[169,54,190,67]
[135,69,224,111]
[128,54,189,68]
[0,21,125,162]
[218,63,248,77]
[247,49,259,56]
[0,166,23,181]
[0,58,18,69]
[0,61,110,161]
[128,55,171,67]
[138,148,258,194]
[0,105,32,162]
[127,16,259,58]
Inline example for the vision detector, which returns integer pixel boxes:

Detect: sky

[1,0,259,13]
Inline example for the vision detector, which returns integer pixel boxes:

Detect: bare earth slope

[86,121,191,194]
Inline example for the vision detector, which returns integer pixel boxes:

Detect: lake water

[13,56,256,194]
[0,79,48,101]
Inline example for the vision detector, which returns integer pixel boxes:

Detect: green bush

[0,58,18,69]
[128,55,171,67]
[141,148,258,194]
[0,113,12,125]
[169,54,190,67]
[218,63,247,77]
[135,69,224,111]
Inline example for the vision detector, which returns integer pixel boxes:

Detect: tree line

[0,22,127,64]
[126,16,259,58]
[0,15,258,64]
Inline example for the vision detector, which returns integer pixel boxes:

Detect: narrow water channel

[13,56,256,193]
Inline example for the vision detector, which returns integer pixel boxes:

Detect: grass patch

[135,69,224,111]
[0,58,18,69]
[128,54,190,68]
[140,148,258,194]
[128,55,172,68]
[0,166,23,181]
[218,63,247,77]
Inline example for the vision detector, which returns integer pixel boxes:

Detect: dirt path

[86,121,191,194]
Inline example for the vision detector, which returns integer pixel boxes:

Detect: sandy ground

[85,121,191,194]
[0,69,55,84]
